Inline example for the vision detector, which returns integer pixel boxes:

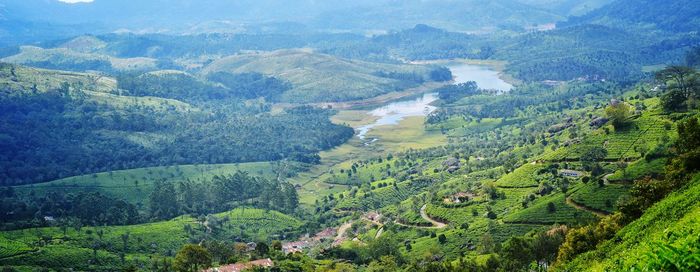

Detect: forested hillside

[0,63,353,185]
[1,0,699,271]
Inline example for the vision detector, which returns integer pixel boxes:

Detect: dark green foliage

[556,214,623,264]
[149,180,180,220]
[173,244,211,272]
[0,190,139,228]
[430,67,453,82]
[428,81,620,121]
[1,267,18,272]
[148,171,298,221]
[0,89,352,185]
[661,89,689,112]
[509,50,641,82]
[206,72,291,101]
[581,147,608,163]
[500,236,533,271]
[676,117,700,154]
[656,66,699,112]
[438,234,447,244]
[117,72,229,102]
[437,81,479,103]
[118,71,291,102]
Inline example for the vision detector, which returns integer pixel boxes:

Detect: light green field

[504,192,597,225]
[366,116,447,151]
[570,183,631,213]
[15,162,283,206]
[495,163,548,188]
[607,157,666,182]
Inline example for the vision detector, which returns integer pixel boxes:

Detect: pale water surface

[356,64,511,140]
[449,63,513,90]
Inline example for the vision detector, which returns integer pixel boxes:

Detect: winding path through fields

[395,205,447,229]
[420,204,447,228]
[565,196,610,217]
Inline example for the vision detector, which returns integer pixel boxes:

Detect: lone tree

[547,202,557,213]
[655,66,699,111]
[174,244,212,272]
[581,147,608,163]
[605,100,631,129]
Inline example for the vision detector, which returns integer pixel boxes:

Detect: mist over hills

[0,0,616,46]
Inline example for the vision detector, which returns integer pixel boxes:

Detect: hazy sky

[58,0,94,3]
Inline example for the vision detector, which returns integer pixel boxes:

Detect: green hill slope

[201,49,440,103]
[13,162,286,207]
[1,46,157,73]
[562,174,700,271]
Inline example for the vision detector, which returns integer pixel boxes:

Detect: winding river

[356,63,512,140]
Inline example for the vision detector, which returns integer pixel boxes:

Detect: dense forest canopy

[0,65,354,185]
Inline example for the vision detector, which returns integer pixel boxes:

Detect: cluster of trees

[372,71,427,84]
[206,72,291,101]
[117,71,292,102]
[436,81,480,103]
[507,50,642,82]
[0,189,139,229]
[656,66,699,112]
[0,86,353,185]
[148,171,298,220]
[605,100,632,129]
[318,24,490,62]
[428,81,620,123]
[19,59,114,74]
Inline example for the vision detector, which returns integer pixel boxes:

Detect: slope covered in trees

[0,63,353,185]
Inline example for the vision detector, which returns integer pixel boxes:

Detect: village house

[559,169,584,177]
[313,228,336,241]
[445,192,474,204]
[205,258,274,272]
[282,240,309,254]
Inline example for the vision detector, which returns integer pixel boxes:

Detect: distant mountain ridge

[563,0,700,32]
[0,0,589,44]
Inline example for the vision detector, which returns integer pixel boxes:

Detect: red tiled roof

[204,259,274,272]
